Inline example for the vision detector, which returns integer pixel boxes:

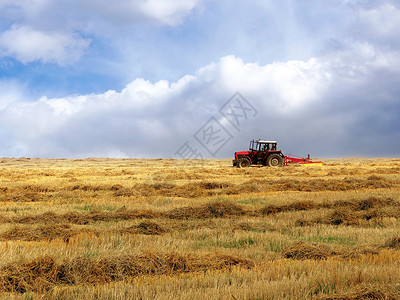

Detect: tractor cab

[249,140,277,152]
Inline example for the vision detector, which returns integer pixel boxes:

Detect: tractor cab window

[262,144,269,151]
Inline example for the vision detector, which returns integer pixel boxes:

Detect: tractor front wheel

[267,154,284,167]
[238,157,251,168]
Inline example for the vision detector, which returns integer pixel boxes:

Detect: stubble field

[0,157,400,299]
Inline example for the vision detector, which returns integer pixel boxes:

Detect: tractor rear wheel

[267,154,283,167]
[238,157,251,168]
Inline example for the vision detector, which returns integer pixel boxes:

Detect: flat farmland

[0,158,400,299]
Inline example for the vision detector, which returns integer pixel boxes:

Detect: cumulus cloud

[0,25,90,65]
[0,0,203,64]
[1,50,399,158]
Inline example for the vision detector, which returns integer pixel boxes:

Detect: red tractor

[233,139,285,168]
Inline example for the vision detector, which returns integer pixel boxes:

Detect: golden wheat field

[0,157,400,299]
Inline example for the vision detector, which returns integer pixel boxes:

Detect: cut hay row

[0,252,254,293]
[319,285,400,300]
[281,241,379,260]
[294,209,400,227]
[2,208,158,225]
[261,197,398,215]
[0,224,94,242]
[1,197,398,225]
[1,239,399,294]
[1,220,399,264]
[0,177,398,202]
[0,221,169,242]
[294,199,400,227]
[162,201,249,219]
[0,201,247,224]
[282,238,400,260]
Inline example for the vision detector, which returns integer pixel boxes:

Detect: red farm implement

[284,154,323,166]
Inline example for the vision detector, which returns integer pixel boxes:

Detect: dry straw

[0,252,254,293]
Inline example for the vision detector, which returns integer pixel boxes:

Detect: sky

[0,0,399,158]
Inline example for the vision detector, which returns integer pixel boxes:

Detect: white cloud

[358,4,400,39]
[0,80,25,110]
[0,0,203,64]
[0,0,203,28]
[200,56,330,111]
[139,0,202,25]
[2,51,399,158]
[0,25,90,65]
